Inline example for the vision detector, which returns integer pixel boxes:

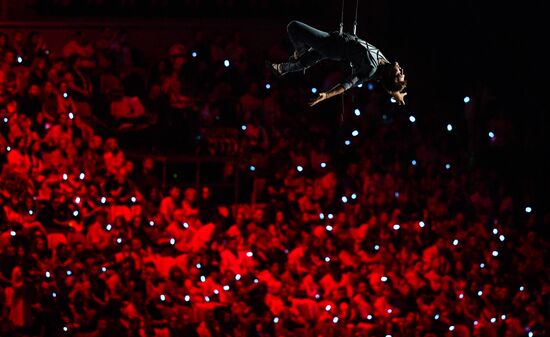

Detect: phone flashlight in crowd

[63,173,68,180]
[241,124,247,131]
[235,274,241,281]
[68,112,74,119]
[499,234,506,242]
[191,51,197,58]
[45,271,51,278]
[246,251,253,257]
[79,172,85,180]
[184,295,190,302]
[63,92,69,99]
[131,196,137,203]
[105,224,112,231]
[381,276,388,282]
[17,56,23,63]
[101,266,107,273]
[320,162,327,168]
[200,275,206,282]
[344,140,351,146]
[249,165,256,172]
[351,130,359,137]
[101,197,107,204]
[446,123,453,132]
[296,165,303,172]
[160,294,166,302]
[223,285,230,291]
[63,326,68,332]
[224,59,230,67]
[332,316,339,324]
[341,196,348,203]
[265,83,271,89]
[273,317,279,324]
[311,87,317,94]
[3,117,7,123]
[367,314,372,320]
[10,230,16,236]
[325,225,333,232]
[354,108,361,116]
[412,159,417,166]
[117,237,122,244]
[409,115,416,123]
[170,238,176,245]
[464,96,471,103]
[351,193,357,200]
[434,314,440,320]
[66,270,72,276]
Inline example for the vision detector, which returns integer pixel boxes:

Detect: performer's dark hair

[379,62,407,93]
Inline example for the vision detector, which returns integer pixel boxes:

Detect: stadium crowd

[0,26,548,337]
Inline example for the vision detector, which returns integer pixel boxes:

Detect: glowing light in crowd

[351,193,357,199]
[325,305,331,311]
[478,290,483,296]
[332,316,339,323]
[492,250,499,257]
[385,335,392,337]
[474,321,478,326]
[445,163,451,170]
[241,124,247,131]
[328,213,334,219]
[464,96,470,103]
[68,112,74,119]
[393,224,400,230]
[480,263,485,269]
[352,130,359,137]
[500,235,505,242]
[106,224,112,231]
[63,173,68,180]
[170,238,176,245]
[63,92,68,98]
[45,271,51,278]
[254,278,259,283]
[205,296,210,302]
[394,192,399,198]
[223,59,230,67]
[10,230,16,237]
[520,286,525,291]
[453,239,459,246]
[357,84,363,88]
[52,292,57,298]
[29,210,34,215]
[101,197,106,204]
[315,294,320,299]
[387,308,393,314]
[192,51,197,57]
[3,117,7,123]
[525,206,532,213]
[131,196,137,203]
[489,131,495,139]
[434,314,440,320]
[213,289,219,295]
[311,87,317,94]
[63,326,68,332]
[235,274,241,281]
[67,270,72,276]
[367,83,374,90]
[73,210,79,217]
[449,326,455,331]
[184,295,190,302]
[200,276,206,282]
[249,165,256,171]
[493,228,499,235]
[273,317,279,323]
[6,146,11,152]
[325,225,333,232]
[160,294,166,301]
[447,124,453,131]
[419,221,425,228]
[321,162,327,168]
[459,293,464,299]
[75,197,80,204]
[17,56,23,63]
[409,115,416,123]
[381,276,388,282]
[374,244,380,251]
[117,237,122,244]
[296,165,303,172]
[246,251,253,257]
[325,256,331,262]
[344,140,351,146]
[223,285,230,291]
[390,97,396,103]
[196,263,202,269]
[183,222,189,228]
[528,332,533,337]
[490,317,496,323]
[319,213,325,220]
[342,196,348,203]
[354,108,361,116]
[101,267,107,273]
[501,315,507,320]
[265,83,271,89]
[367,314,373,320]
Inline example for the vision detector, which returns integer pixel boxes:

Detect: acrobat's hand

[309,92,328,107]
[392,91,407,105]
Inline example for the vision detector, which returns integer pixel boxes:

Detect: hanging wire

[339,0,345,35]
[352,0,359,35]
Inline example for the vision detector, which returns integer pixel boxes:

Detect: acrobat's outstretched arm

[309,83,346,107]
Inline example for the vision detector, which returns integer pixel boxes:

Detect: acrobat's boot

[266,60,306,77]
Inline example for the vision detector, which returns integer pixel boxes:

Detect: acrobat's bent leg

[286,20,331,59]
[268,49,324,76]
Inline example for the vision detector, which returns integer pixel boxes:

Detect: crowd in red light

[0,27,548,337]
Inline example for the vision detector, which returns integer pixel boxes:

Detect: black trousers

[286,20,347,69]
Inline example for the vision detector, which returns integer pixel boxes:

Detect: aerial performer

[266,20,408,107]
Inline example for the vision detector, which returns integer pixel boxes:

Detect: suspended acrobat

[267,20,407,107]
